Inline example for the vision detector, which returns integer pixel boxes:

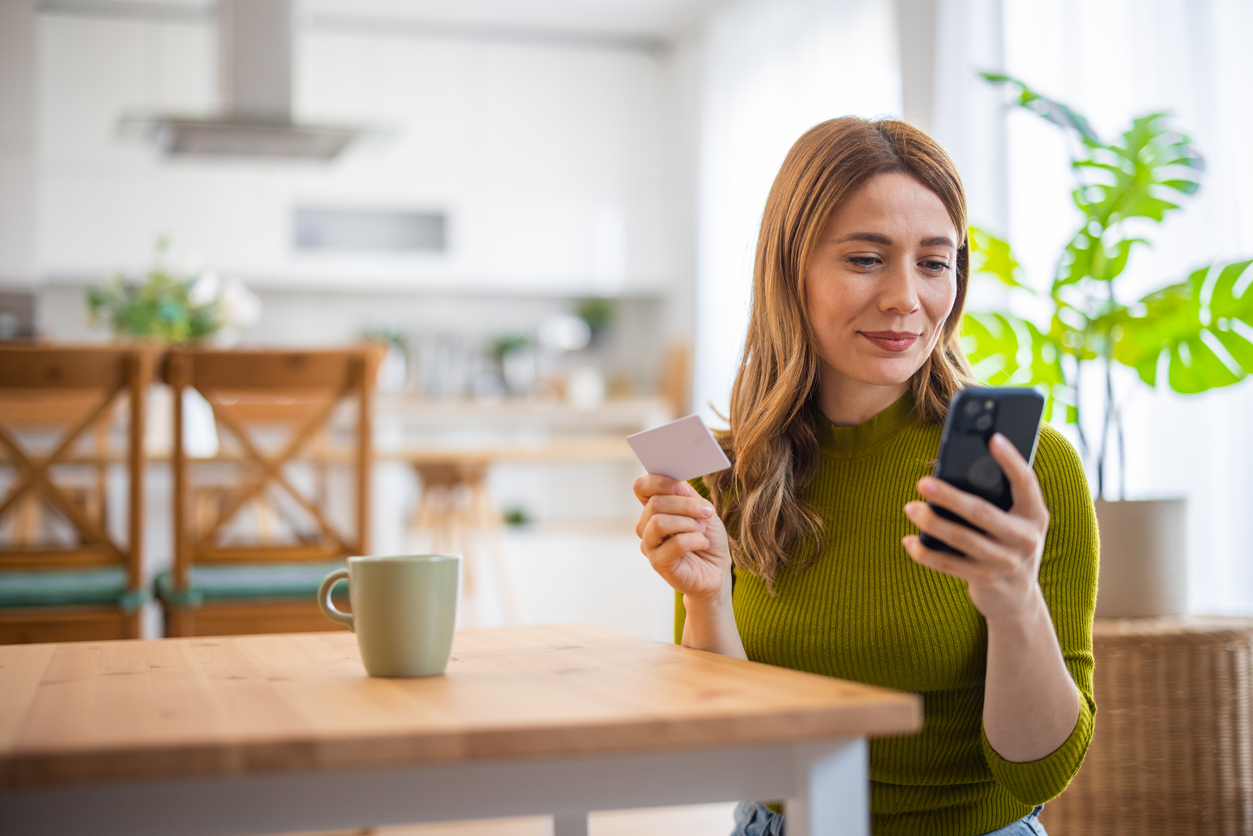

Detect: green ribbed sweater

[678,393,1098,836]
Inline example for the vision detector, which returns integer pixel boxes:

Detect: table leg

[552,812,589,836]
[786,738,869,836]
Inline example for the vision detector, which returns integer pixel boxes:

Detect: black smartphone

[919,386,1046,554]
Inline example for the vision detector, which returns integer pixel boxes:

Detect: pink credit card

[626,414,732,482]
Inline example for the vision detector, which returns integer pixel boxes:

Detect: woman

[634,118,1097,836]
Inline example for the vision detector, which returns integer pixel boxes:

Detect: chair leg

[165,606,196,638]
[443,482,480,626]
[124,609,142,640]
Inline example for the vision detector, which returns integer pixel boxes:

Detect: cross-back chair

[158,346,380,636]
[0,345,154,643]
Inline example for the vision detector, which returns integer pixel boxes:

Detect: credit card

[626,414,732,482]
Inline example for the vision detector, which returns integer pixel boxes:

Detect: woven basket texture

[1040,617,1253,836]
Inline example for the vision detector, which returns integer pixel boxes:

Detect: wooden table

[0,624,921,836]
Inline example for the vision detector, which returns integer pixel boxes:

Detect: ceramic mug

[318,554,461,677]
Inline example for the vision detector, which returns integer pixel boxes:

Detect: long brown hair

[705,117,975,592]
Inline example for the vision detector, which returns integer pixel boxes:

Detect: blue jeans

[729,802,1047,836]
[980,806,1047,836]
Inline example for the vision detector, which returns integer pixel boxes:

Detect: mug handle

[318,568,353,628]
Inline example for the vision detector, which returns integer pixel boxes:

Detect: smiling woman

[633,118,1098,836]
[703,119,978,587]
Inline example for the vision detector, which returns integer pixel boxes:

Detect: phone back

[934,387,1045,511]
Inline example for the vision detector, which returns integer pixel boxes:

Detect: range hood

[121,0,365,161]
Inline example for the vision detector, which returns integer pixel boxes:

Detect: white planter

[1094,498,1188,618]
[144,384,219,459]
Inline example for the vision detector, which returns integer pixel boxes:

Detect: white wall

[0,0,38,286]
[36,14,688,296]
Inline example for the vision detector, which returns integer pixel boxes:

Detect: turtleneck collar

[818,389,921,458]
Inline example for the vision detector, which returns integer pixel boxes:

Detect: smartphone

[919,386,1045,554]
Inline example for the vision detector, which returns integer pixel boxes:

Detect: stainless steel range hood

[121,0,366,161]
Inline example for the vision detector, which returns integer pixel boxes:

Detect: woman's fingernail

[918,479,934,496]
[904,502,919,517]
[697,521,706,532]
[674,482,688,495]
[701,505,714,517]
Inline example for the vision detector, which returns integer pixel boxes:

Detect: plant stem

[1072,357,1088,464]
[1116,399,1126,501]
[1102,281,1124,501]
[1097,353,1113,500]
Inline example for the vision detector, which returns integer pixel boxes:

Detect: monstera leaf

[960,311,1072,421]
[1072,113,1203,229]
[1056,233,1149,289]
[969,227,1031,291]
[964,228,1072,420]
[1055,115,1202,288]
[1113,259,1253,392]
[984,73,1204,293]
[980,72,1101,146]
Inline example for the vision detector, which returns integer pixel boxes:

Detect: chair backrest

[163,347,381,589]
[0,346,154,586]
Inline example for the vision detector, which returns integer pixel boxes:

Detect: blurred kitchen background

[2,0,1252,635]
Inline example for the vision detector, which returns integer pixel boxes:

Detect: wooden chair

[158,347,380,637]
[0,345,154,644]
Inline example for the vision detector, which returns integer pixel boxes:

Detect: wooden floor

[284,803,738,836]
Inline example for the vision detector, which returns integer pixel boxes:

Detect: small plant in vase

[87,237,260,345]
[86,238,261,458]
[962,73,1253,617]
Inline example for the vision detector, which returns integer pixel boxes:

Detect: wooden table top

[0,624,921,789]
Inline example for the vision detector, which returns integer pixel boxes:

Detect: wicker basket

[1040,617,1253,836]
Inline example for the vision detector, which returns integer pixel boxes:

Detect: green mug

[318,554,461,677]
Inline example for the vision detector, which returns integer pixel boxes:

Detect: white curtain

[999,0,1253,613]
[692,0,902,425]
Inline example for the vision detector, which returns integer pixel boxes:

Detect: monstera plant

[961,73,1253,502]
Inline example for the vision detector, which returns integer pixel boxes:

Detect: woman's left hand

[902,433,1050,622]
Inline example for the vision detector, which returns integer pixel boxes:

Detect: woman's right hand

[633,474,732,603]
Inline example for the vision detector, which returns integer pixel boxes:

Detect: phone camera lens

[975,413,993,432]
[964,399,981,416]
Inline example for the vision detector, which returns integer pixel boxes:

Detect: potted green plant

[962,73,1253,617]
[87,238,260,346]
[87,238,261,457]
